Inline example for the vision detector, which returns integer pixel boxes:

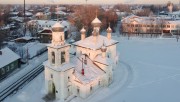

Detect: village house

[28,20,70,42]
[0,47,20,80]
[121,15,180,37]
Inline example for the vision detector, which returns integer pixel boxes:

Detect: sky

[0,0,179,4]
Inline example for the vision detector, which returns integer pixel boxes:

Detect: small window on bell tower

[51,52,55,64]
[61,51,65,64]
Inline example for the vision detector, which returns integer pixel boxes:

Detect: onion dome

[107,26,112,33]
[80,27,86,33]
[91,17,102,27]
[101,41,107,52]
[52,22,64,32]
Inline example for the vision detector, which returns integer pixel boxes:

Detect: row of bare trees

[68,5,118,37]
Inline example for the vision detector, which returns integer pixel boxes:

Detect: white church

[43,16,119,101]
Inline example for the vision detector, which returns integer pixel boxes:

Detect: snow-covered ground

[3,36,180,102]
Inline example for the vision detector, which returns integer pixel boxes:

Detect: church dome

[80,27,86,33]
[52,22,64,32]
[101,42,107,52]
[91,17,102,27]
[107,26,112,33]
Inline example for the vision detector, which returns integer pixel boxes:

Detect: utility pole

[27,47,29,65]
[24,0,26,36]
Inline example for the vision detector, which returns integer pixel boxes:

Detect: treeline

[68,5,118,37]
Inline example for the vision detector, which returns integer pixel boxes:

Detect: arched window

[61,51,65,64]
[77,86,80,94]
[60,36,62,41]
[90,85,92,92]
[51,52,55,64]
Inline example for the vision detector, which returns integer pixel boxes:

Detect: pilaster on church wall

[65,47,70,62]
[47,47,51,64]
[54,49,59,66]
[44,67,50,94]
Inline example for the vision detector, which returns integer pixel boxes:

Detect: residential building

[0,47,20,80]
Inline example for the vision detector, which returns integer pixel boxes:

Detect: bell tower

[44,21,73,101]
[48,22,70,67]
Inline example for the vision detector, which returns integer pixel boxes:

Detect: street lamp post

[24,0,26,36]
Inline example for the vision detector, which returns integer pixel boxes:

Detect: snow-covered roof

[44,61,74,72]
[35,20,70,29]
[169,10,180,15]
[25,12,33,16]
[9,12,19,15]
[73,35,118,50]
[35,12,44,16]
[0,47,20,68]
[52,22,64,28]
[72,55,105,84]
[47,43,71,49]
[39,28,52,34]
[121,15,175,25]
[15,36,34,41]
[23,42,47,59]
[168,20,180,25]
[55,11,67,15]
[94,54,113,66]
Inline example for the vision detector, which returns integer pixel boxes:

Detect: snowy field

[4,36,180,102]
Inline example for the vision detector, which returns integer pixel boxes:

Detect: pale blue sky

[0,0,179,4]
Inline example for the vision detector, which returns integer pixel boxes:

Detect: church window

[77,87,80,94]
[51,52,55,64]
[60,36,62,41]
[61,51,65,64]
[80,51,82,55]
[68,76,70,81]
[90,86,92,92]
[51,74,53,78]
[84,56,87,65]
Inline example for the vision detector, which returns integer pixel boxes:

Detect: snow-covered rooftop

[55,11,67,15]
[72,55,105,84]
[35,12,44,16]
[23,42,47,59]
[52,22,64,28]
[35,20,70,29]
[94,54,113,66]
[0,47,20,68]
[73,35,118,50]
[15,36,34,41]
[44,61,74,72]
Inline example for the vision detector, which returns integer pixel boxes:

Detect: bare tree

[68,5,118,37]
